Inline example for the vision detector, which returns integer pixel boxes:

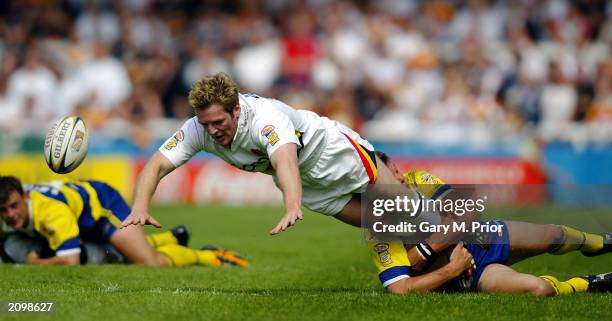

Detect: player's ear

[233,104,241,118]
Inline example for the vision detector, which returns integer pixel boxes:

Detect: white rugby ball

[44,116,90,174]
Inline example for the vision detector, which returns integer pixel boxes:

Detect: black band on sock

[577,233,586,251]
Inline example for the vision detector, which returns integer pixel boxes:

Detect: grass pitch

[1,205,611,321]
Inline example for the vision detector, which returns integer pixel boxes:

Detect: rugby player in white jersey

[120,72,454,270]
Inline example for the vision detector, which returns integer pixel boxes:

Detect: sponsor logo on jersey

[261,125,280,146]
[164,130,184,150]
[374,242,392,266]
[164,137,178,150]
[174,130,184,141]
[420,173,432,183]
[261,125,274,136]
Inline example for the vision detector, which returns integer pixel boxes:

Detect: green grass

[1,205,611,321]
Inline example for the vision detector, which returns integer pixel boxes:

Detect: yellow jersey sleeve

[366,232,412,287]
[30,192,81,256]
[403,170,452,200]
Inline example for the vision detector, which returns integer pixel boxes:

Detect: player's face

[197,104,241,147]
[0,191,28,229]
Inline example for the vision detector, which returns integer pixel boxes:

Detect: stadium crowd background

[0,0,611,193]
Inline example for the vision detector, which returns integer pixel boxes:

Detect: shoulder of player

[29,192,73,232]
[248,109,285,141]
[249,98,290,125]
[171,116,207,145]
[29,191,69,209]
[184,116,204,133]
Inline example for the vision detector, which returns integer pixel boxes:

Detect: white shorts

[298,125,377,215]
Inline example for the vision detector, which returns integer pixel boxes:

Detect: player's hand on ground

[120,211,162,228]
[270,208,304,235]
[24,250,39,264]
[448,242,473,277]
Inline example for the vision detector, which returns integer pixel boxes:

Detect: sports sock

[156,244,198,267]
[539,275,589,295]
[195,250,222,267]
[146,231,178,248]
[156,244,221,267]
[550,225,603,255]
[582,233,604,255]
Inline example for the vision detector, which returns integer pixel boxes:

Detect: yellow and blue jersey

[366,232,414,287]
[367,221,511,291]
[23,180,130,257]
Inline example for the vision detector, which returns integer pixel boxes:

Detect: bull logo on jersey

[374,243,392,267]
[261,125,280,146]
[164,130,184,150]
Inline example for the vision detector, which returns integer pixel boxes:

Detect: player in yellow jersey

[0,176,248,268]
[368,153,612,295]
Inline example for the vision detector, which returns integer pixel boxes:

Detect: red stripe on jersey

[342,133,377,184]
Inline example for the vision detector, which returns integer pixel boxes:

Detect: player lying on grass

[368,153,612,296]
[0,176,248,267]
[120,72,462,271]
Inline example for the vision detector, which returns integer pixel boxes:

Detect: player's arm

[403,171,477,272]
[386,243,472,294]
[25,251,80,265]
[407,212,473,272]
[123,119,200,228]
[269,143,303,235]
[32,199,83,265]
[121,152,176,228]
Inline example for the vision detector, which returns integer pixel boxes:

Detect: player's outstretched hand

[120,211,162,228]
[448,242,473,277]
[270,208,304,235]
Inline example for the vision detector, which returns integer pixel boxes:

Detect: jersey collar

[23,196,34,233]
[230,94,252,152]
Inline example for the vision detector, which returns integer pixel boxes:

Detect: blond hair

[188,72,239,112]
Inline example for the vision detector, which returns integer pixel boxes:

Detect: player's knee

[546,224,565,251]
[529,279,556,296]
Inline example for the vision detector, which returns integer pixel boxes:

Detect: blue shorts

[77,181,130,242]
[466,220,511,288]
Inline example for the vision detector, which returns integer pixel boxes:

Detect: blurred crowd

[0,0,611,152]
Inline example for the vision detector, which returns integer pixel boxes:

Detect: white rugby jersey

[159,93,371,175]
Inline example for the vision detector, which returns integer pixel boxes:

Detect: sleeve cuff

[379,265,412,287]
[55,237,81,256]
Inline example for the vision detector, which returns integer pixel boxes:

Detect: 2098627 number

[4,302,54,313]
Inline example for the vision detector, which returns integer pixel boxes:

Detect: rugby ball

[44,116,90,174]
